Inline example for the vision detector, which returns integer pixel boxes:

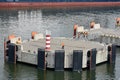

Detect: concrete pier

[78,28,120,45]
[12,37,108,70]
[4,28,119,71]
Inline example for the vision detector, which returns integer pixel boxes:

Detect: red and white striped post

[46,30,51,51]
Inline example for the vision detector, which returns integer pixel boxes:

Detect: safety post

[46,30,51,51]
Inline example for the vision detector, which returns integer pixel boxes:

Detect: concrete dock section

[4,31,117,71]
[10,37,108,70]
[88,28,120,44]
[76,24,120,45]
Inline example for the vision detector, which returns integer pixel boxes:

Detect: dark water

[0,7,120,80]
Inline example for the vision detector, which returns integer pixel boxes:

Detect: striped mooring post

[46,30,51,51]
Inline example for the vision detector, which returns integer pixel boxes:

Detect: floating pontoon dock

[4,35,116,71]
[75,23,120,45]
[88,28,120,44]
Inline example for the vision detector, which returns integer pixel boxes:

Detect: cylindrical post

[87,50,91,70]
[73,50,83,71]
[38,48,46,70]
[107,45,111,63]
[112,44,116,63]
[73,24,78,38]
[8,43,16,64]
[87,48,97,70]
[55,50,65,71]
[46,34,51,50]
[107,44,116,64]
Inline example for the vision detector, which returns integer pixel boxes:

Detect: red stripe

[46,47,50,49]
[46,43,50,45]
[46,39,50,41]
[46,35,50,37]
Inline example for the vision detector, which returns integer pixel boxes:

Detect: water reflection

[4,63,17,80]
[38,70,82,80]
[86,70,96,80]
[3,62,117,80]
[4,63,39,80]
[106,64,115,79]
[37,70,46,80]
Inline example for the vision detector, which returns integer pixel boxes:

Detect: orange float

[90,21,95,28]
[8,34,15,40]
[31,31,38,39]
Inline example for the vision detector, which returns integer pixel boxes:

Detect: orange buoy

[90,21,95,28]
[31,31,38,39]
[61,42,64,49]
[73,24,78,38]
[8,34,15,40]
[116,18,120,26]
